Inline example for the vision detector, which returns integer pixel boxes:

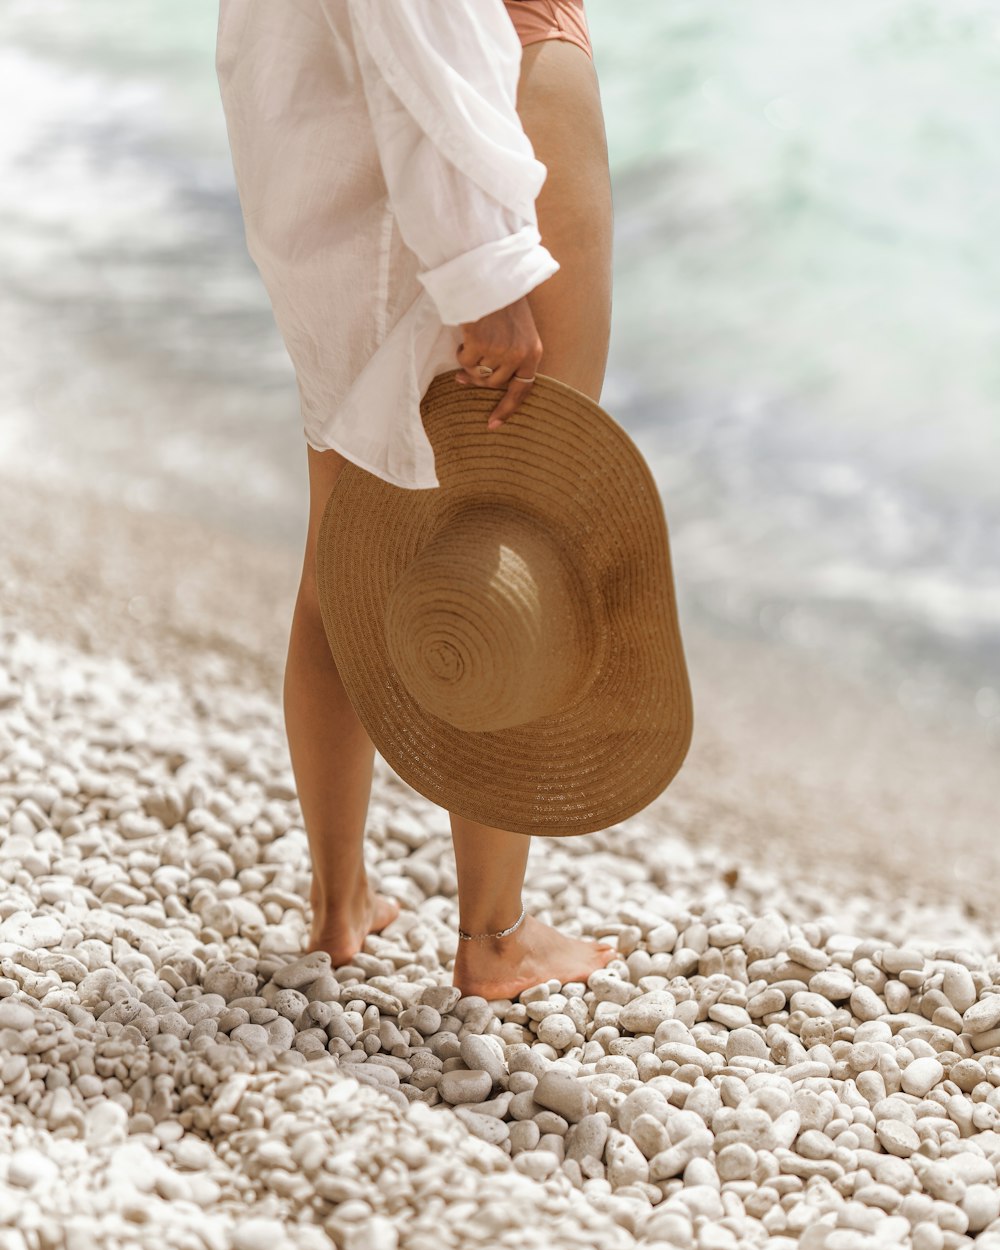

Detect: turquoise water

[0,0,997,746]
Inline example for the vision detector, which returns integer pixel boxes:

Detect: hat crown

[384,505,593,732]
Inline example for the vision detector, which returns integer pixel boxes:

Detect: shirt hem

[302,425,440,492]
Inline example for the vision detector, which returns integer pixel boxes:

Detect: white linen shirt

[214,0,560,490]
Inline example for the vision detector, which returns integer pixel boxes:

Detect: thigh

[514,36,614,404]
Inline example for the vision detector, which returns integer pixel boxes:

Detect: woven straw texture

[315,369,693,836]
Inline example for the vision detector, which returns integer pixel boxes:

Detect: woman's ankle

[312,860,370,920]
[457,899,525,943]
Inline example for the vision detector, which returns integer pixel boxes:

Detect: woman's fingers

[486,375,535,430]
[454,358,538,430]
[454,298,543,427]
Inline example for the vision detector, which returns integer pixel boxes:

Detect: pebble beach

[2,468,1000,1250]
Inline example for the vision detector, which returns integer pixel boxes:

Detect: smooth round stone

[438,1069,493,1105]
[272,950,331,989]
[514,1151,559,1180]
[885,981,911,1013]
[876,1118,921,1157]
[847,1042,880,1073]
[617,1085,669,1133]
[962,995,1000,1035]
[850,985,887,1021]
[715,1142,756,1180]
[203,966,259,1002]
[629,1113,670,1159]
[648,1130,714,1181]
[619,990,675,1034]
[606,1131,649,1187]
[173,1137,217,1170]
[265,1017,296,1051]
[401,1005,441,1035]
[743,914,789,959]
[747,988,786,1017]
[856,1070,887,1105]
[588,973,636,1006]
[900,1056,944,1098]
[0,914,63,949]
[647,922,679,953]
[911,1224,945,1250]
[726,1108,776,1151]
[0,1000,35,1030]
[536,1013,577,1049]
[797,1129,837,1161]
[8,1148,60,1188]
[231,1023,270,1053]
[921,1162,966,1203]
[179,1000,216,1026]
[273,988,309,1020]
[566,1113,609,1163]
[101,881,147,907]
[306,974,342,1004]
[533,1071,598,1123]
[218,1008,251,1032]
[942,965,977,1015]
[232,1219,290,1250]
[809,969,855,1000]
[230,898,267,930]
[458,1034,507,1083]
[962,1184,1000,1232]
[873,1095,916,1126]
[509,1120,541,1153]
[595,1048,639,1080]
[453,1105,510,1146]
[874,1157,917,1197]
[947,1154,995,1186]
[796,1020,833,1052]
[949,1058,986,1093]
[707,1003,752,1030]
[2,1054,29,1084]
[421,985,461,1014]
[790,992,838,1019]
[880,947,925,974]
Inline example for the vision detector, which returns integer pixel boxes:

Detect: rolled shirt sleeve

[338,0,560,326]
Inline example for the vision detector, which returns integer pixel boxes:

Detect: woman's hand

[454,295,543,431]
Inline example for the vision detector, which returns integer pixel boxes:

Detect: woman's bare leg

[451,35,618,998]
[285,443,400,963]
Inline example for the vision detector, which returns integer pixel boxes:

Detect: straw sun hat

[315,369,693,837]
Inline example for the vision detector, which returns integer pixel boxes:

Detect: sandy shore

[1,468,999,1249]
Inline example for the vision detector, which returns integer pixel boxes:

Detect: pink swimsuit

[502,0,594,61]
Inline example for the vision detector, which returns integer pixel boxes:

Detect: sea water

[0,0,997,750]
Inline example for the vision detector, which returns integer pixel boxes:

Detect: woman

[216,0,617,999]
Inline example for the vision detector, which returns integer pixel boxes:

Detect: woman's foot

[306,869,400,966]
[452,912,617,1000]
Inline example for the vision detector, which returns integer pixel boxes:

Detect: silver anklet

[458,906,527,942]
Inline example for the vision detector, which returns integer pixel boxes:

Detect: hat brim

[316,369,693,836]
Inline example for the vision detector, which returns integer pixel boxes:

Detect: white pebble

[876,1118,921,1157]
[232,1220,291,1250]
[438,1069,494,1105]
[8,1149,60,1189]
[900,1056,943,1097]
[962,995,1000,1035]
